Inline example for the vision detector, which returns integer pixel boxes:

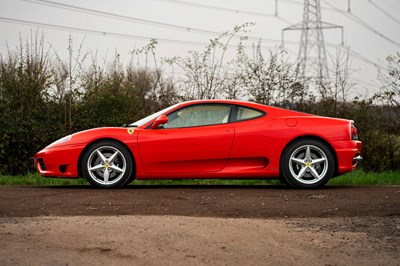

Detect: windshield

[128,103,180,127]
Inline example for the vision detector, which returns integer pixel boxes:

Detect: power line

[0,16,285,51]
[154,0,276,17]
[3,1,388,71]
[324,43,385,69]
[322,0,400,47]
[349,11,400,47]
[23,0,222,35]
[367,0,400,26]
[381,0,400,16]
[24,0,397,58]
[281,0,388,70]
[351,51,385,69]
[2,14,338,65]
[0,16,210,46]
[0,16,384,92]
[23,0,285,45]
[155,0,293,25]
[288,0,400,48]
[279,0,343,12]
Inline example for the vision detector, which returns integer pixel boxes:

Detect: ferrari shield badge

[127,128,135,135]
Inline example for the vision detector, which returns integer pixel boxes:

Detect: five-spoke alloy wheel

[82,141,133,188]
[281,139,335,188]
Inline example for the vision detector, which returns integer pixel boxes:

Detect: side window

[236,106,264,121]
[166,104,231,128]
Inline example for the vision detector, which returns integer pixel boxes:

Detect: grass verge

[0,170,400,186]
[0,170,399,186]
[0,173,88,186]
[328,170,400,186]
[0,173,281,186]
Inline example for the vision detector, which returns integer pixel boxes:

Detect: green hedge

[0,36,399,175]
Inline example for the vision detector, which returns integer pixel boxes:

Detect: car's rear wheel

[281,139,335,188]
[82,141,133,188]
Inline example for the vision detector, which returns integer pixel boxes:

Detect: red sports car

[35,100,362,188]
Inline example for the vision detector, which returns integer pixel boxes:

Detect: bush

[0,35,177,175]
[0,32,399,175]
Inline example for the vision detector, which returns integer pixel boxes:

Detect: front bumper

[34,144,84,178]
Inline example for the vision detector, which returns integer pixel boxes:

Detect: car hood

[47,127,140,148]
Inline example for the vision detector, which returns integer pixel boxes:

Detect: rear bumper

[34,144,84,178]
[333,140,362,174]
[352,155,363,164]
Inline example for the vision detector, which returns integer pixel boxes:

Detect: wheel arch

[279,135,339,177]
[77,138,136,178]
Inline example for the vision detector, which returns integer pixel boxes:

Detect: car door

[137,104,235,174]
[224,105,271,171]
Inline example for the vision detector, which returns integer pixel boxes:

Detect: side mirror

[151,115,168,129]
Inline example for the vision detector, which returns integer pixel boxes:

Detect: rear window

[235,106,264,121]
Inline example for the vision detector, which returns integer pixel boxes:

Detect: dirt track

[1,185,399,265]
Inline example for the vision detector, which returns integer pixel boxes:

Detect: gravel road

[1,185,399,265]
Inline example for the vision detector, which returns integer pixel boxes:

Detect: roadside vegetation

[0,27,399,184]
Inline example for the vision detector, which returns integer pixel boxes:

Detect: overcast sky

[1,0,399,98]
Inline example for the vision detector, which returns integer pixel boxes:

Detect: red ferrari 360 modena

[35,99,362,188]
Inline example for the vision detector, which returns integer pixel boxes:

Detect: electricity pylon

[282,0,343,84]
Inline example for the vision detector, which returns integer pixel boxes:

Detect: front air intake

[37,158,46,171]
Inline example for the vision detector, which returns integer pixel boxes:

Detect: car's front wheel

[281,139,335,188]
[82,140,133,188]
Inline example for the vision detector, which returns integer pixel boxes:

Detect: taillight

[351,124,358,140]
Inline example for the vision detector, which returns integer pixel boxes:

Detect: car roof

[179,99,267,109]
[177,99,313,118]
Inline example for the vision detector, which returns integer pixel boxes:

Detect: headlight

[47,135,72,148]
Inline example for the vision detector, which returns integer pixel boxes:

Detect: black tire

[82,140,133,188]
[281,139,335,189]
[124,173,136,186]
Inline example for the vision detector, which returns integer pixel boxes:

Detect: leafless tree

[236,42,306,107]
[165,24,254,100]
